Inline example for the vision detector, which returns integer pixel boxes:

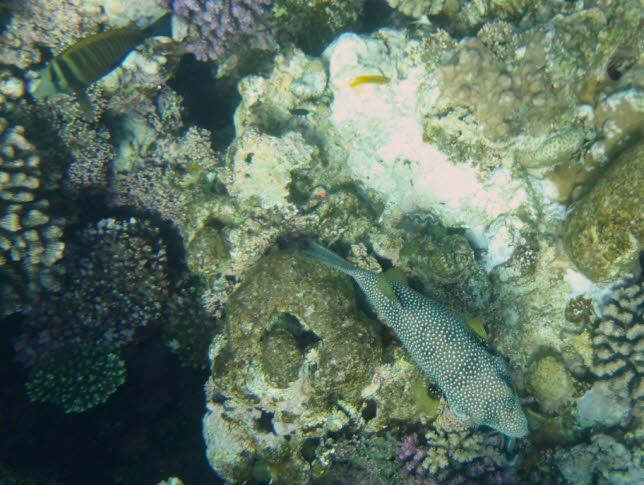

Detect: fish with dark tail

[32,12,172,116]
[304,242,528,438]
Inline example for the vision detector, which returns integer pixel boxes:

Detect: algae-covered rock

[217,249,380,402]
[422,234,476,284]
[564,141,644,282]
[260,325,304,388]
[203,249,384,483]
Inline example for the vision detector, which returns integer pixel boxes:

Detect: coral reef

[25,343,126,413]
[386,0,537,33]
[272,0,367,51]
[313,432,400,484]
[424,0,641,177]
[109,104,223,229]
[43,95,114,193]
[322,29,530,232]
[0,0,104,69]
[579,271,643,429]
[0,117,65,316]
[227,129,316,210]
[564,141,643,282]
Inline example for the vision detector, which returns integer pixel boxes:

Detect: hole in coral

[300,437,320,463]
[361,399,378,421]
[167,54,239,150]
[254,409,275,434]
[272,313,321,351]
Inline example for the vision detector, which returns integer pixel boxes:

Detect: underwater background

[0,0,642,484]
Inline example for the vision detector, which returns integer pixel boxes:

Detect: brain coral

[586,270,643,429]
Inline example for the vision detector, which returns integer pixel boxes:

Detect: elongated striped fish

[33,12,171,115]
[304,242,528,438]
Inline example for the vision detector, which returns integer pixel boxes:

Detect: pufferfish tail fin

[303,241,358,274]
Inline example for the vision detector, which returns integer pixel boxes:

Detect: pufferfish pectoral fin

[376,273,400,304]
[450,404,468,420]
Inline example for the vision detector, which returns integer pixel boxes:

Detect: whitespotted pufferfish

[304,242,528,438]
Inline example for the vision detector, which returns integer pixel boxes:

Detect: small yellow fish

[33,12,172,116]
[349,74,390,87]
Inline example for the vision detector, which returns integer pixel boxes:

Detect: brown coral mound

[563,141,644,282]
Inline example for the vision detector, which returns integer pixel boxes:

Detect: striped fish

[33,12,171,116]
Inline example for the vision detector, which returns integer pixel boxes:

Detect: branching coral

[25,343,126,413]
[13,217,170,367]
[169,0,275,62]
[397,426,521,483]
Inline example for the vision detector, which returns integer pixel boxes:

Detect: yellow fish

[33,12,171,116]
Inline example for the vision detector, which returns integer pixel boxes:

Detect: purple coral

[396,431,520,485]
[170,0,274,61]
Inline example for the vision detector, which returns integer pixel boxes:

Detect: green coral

[25,343,126,413]
[563,141,644,282]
